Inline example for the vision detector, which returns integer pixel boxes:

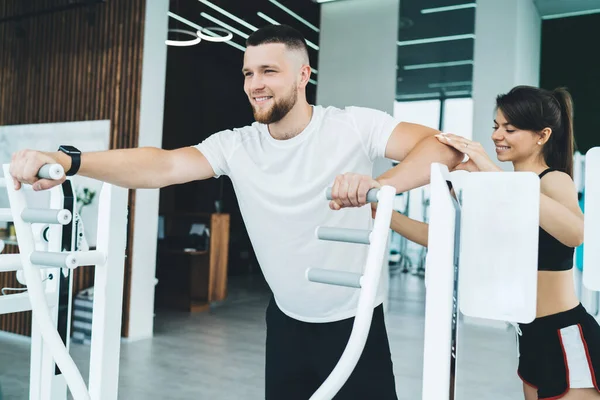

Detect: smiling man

[9,25,462,399]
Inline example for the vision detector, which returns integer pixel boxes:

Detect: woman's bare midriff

[536,269,581,318]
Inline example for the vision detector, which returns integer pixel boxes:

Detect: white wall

[472,0,541,171]
[317,0,400,306]
[127,0,169,341]
[517,0,542,85]
[316,0,400,178]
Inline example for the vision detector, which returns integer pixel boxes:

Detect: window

[442,98,473,140]
[393,100,441,129]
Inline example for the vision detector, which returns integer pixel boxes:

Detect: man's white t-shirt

[194,105,400,323]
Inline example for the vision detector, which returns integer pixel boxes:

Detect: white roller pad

[458,171,539,324]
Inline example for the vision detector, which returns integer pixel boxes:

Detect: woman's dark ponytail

[546,87,575,178]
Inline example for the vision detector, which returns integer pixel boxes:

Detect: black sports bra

[537,168,575,271]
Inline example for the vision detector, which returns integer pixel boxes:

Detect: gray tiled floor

[0,272,524,399]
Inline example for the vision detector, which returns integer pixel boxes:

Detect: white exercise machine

[425,164,540,399]
[0,164,128,400]
[305,163,542,399]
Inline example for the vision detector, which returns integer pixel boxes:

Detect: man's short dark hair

[246,24,309,62]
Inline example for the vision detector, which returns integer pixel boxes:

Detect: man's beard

[252,86,297,124]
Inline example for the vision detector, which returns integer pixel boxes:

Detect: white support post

[88,184,128,400]
[421,164,459,400]
[30,183,70,400]
[583,148,600,293]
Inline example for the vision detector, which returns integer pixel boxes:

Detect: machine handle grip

[325,187,380,203]
[38,164,65,180]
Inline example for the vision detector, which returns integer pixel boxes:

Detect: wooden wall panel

[0,0,147,337]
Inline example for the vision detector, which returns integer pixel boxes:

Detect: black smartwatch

[58,145,82,176]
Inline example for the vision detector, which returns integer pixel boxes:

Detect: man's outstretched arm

[9,146,215,191]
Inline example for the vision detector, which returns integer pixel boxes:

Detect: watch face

[60,145,81,154]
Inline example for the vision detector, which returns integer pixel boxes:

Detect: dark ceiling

[168,0,321,85]
[168,0,475,103]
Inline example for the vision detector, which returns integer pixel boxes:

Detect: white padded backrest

[583,147,600,290]
[458,171,539,324]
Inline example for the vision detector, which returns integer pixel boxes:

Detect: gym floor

[0,273,522,399]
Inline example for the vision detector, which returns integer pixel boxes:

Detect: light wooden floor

[0,272,524,399]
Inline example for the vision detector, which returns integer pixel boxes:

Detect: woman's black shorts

[517,303,600,399]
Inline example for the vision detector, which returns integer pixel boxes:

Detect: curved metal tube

[3,164,90,400]
[310,185,396,400]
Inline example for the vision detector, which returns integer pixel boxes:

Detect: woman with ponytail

[379,86,600,399]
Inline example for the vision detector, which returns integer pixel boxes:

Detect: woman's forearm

[390,211,429,247]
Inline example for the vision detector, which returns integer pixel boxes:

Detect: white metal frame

[0,164,128,400]
[306,185,396,399]
[583,147,600,293]
[33,183,71,400]
[306,165,541,400]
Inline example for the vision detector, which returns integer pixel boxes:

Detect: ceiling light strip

[227,41,247,52]
[396,92,443,100]
[257,11,279,25]
[201,12,249,39]
[397,33,474,46]
[428,80,472,88]
[444,90,471,96]
[403,60,473,70]
[198,0,258,32]
[169,11,203,31]
[396,90,471,100]
[421,3,476,14]
[542,8,600,20]
[268,0,320,32]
